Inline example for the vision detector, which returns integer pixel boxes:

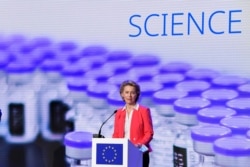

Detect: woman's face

[121,85,137,105]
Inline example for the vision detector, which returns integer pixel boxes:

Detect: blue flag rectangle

[96,143,123,165]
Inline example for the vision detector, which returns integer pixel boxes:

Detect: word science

[128,9,242,37]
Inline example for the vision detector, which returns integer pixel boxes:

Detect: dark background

[0,135,68,167]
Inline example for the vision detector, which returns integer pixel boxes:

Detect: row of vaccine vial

[0,34,250,167]
[149,70,250,167]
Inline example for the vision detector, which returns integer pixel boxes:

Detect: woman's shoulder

[116,108,125,113]
[138,104,150,111]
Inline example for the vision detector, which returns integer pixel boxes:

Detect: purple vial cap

[226,98,250,115]
[13,52,43,67]
[7,34,26,44]
[175,80,211,96]
[29,50,47,66]
[0,51,11,68]
[40,59,64,72]
[202,88,239,105]
[57,41,78,52]
[5,60,36,73]
[185,68,220,82]
[212,75,248,89]
[107,73,137,87]
[64,52,82,64]
[106,50,133,62]
[138,81,163,96]
[153,88,188,104]
[67,76,88,91]
[214,136,250,156]
[128,67,158,82]
[40,49,57,60]
[220,116,250,135]
[87,83,118,99]
[15,43,36,54]
[113,62,132,75]
[247,130,250,139]
[107,91,124,106]
[84,68,114,83]
[30,37,52,48]
[103,61,132,75]
[61,63,86,77]
[64,131,92,148]
[174,97,211,115]
[131,54,160,67]
[81,45,108,57]
[0,39,10,50]
[191,125,232,143]
[238,84,250,97]
[197,106,236,124]
[159,61,193,74]
[153,73,185,88]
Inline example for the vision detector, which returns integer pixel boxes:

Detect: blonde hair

[119,80,140,102]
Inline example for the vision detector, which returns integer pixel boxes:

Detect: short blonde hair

[119,80,140,102]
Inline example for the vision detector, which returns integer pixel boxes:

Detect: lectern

[92,138,143,167]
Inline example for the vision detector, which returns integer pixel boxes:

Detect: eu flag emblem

[96,143,123,165]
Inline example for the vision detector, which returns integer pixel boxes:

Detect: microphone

[93,110,117,138]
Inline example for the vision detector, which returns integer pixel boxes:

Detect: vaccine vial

[246,130,250,139]
[106,90,124,114]
[226,97,250,115]
[86,82,118,135]
[5,60,39,143]
[80,45,108,69]
[153,88,188,117]
[159,61,193,74]
[185,68,220,83]
[64,131,92,167]
[4,34,27,53]
[197,106,236,125]
[211,75,248,89]
[87,82,118,110]
[213,136,250,167]
[66,77,95,134]
[84,67,114,84]
[175,80,211,96]
[173,96,211,167]
[102,50,133,75]
[39,59,70,141]
[128,54,161,82]
[237,83,250,97]
[0,51,11,136]
[191,125,232,167]
[105,90,124,137]
[55,41,81,64]
[152,72,185,88]
[107,73,137,87]
[201,88,239,105]
[61,59,89,106]
[29,36,52,49]
[137,80,163,108]
[65,77,90,105]
[220,115,250,136]
[151,88,187,166]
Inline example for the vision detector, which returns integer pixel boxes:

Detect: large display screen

[0,1,249,167]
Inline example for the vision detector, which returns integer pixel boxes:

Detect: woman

[112,80,154,167]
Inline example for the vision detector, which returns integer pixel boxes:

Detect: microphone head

[93,133,105,138]
[94,110,117,138]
